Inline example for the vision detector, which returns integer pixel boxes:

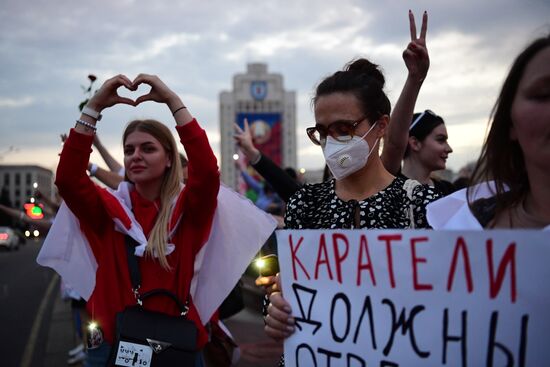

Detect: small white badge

[115,341,153,366]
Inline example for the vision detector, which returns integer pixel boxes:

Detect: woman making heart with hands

[60,73,219,366]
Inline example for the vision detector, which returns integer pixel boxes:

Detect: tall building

[220,63,296,188]
[0,165,54,208]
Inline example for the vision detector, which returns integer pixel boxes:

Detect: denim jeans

[84,342,111,367]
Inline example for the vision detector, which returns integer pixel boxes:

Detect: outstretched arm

[234,119,301,201]
[57,75,135,233]
[132,73,194,128]
[92,134,123,174]
[88,162,124,189]
[382,10,430,175]
[0,203,53,232]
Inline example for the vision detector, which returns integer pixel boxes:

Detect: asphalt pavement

[0,239,58,367]
[43,275,282,367]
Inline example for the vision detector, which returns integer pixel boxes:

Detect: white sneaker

[67,343,84,357]
[67,350,86,365]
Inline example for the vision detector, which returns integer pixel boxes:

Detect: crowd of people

[0,8,542,367]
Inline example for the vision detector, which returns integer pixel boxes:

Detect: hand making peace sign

[234,118,261,162]
[403,10,429,82]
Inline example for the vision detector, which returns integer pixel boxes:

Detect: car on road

[0,226,20,251]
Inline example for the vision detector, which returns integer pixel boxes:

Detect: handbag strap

[124,235,189,316]
[124,235,142,291]
[403,179,421,229]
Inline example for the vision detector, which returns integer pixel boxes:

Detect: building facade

[219,63,297,188]
[0,165,54,208]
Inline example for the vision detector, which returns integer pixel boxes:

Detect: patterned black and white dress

[285,176,438,230]
[275,176,439,366]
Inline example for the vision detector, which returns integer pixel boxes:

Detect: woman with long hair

[54,74,219,365]
[467,34,550,228]
[427,34,550,229]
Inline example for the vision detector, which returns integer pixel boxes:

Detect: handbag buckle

[133,286,143,306]
[146,338,172,354]
[181,304,189,316]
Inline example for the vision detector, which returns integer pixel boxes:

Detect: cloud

[124,33,203,63]
[0,0,549,175]
[0,96,35,108]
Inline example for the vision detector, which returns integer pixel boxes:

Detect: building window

[3,174,8,186]
[15,189,20,197]
[26,173,32,185]
[15,173,20,185]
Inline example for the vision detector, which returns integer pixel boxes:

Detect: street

[0,238,57,367]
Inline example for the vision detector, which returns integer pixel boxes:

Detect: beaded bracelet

[75,119,97,132]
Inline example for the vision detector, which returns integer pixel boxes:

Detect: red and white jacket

[38,120,276,347]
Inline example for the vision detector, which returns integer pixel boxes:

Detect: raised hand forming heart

[116,81,151,104]
[131,74,179,107]
[87,74,182,114]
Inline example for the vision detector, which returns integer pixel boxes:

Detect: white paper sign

[276,229,550,367]
[114,341,153,366]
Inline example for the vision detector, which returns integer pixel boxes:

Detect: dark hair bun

[345,58,385,87]
[314,57,391,121]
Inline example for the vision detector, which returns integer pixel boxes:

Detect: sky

[1,0,549,178]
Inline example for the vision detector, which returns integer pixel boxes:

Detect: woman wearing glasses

[266,54,441,348]
[286,59,440,231]
[400,109,455,196]
[264,14,441,366]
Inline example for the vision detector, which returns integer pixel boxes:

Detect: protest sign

[276,229,550,366]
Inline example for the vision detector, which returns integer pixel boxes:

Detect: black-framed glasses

[306,117,367,146]
[409,109,438,131]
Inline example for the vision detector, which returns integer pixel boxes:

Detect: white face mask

[322,122,379,180]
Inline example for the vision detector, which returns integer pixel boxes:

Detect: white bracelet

[250,152,262,165]
[89,163,98,176]
[75,119,97,132]
[81,106,102,121]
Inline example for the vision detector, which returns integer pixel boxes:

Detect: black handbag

[108,236,198,366]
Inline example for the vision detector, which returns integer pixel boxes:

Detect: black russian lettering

[296,343,317,367]
[292,283,323,334]
[486,312,529,367]
[347,353,366,367]
[318,347,342,367]
[442,308,467,367]
[353,295,377,349]
[486,311,513,366]
[330,293,351,343]
[382,298,430,358]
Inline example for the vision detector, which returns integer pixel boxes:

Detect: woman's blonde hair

[123,119,182,270]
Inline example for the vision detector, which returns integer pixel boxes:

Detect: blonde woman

[54,74,219,366]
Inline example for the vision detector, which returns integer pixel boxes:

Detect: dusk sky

[1,0,549,178]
